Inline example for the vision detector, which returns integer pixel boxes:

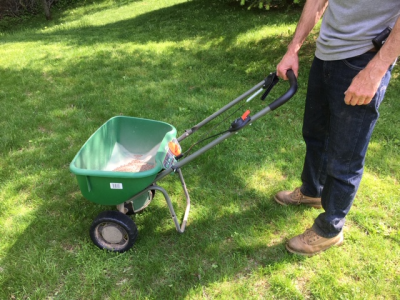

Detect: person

[274,0,400,256]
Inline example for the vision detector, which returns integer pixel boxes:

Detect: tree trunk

[41,0,51,20]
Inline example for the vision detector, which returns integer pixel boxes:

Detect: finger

[276,67,288,80]
[279,73,288,80]
[350,97,360,106]
[344,91,352,105]
[362,97,373,105]
[360,97,372,105]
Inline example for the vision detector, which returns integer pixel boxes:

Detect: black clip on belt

[260,72,279,101]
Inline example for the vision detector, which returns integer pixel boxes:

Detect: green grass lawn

[1,0,399,298]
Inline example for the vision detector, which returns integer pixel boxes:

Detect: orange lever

[168,141,181,156]
[241,110,251,120]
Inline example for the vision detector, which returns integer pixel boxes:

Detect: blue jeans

[300,53,393,238]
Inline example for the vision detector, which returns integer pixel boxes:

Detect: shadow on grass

[1,57,398,299]
[1,0,399,298]
[0,156,310,298]
[0,55,306,300]
[1,0,303,35]
[3,0,301,46]
[0,0,145,33]
[0,62,308,298]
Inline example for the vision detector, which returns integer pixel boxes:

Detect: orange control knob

[168,141,181,156]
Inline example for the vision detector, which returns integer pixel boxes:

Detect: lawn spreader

[69,70,297,252]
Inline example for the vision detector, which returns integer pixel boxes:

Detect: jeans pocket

[342,52,376,71]
[374,70,392,108]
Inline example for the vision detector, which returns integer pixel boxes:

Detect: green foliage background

[240,0,305,10]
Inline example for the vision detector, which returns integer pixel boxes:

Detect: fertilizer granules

[113,158,154,172]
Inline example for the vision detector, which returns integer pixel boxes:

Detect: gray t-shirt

[315,0,400,60]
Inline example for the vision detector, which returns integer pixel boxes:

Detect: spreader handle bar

[177,80,265,142]
[155,70,297,182]
[250,69,297,123]
[268,70,297,111]
[177,70,297,142]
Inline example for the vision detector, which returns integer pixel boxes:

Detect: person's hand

[344,67,382,106]
[277,51,299,80]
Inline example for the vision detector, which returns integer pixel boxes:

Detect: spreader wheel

[90,211,138,252]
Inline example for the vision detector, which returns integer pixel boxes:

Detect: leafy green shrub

[0,0,79,19]
[239,0,305,10]
[0,0,51,18]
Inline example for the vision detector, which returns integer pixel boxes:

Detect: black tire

[89,210,138,252]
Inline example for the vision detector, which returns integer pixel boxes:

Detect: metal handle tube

[177,80,265,142]
[150,186,183,232]
[177,168,190,232]
[156,129,235,182]
[267,70,297,111]
[250,70,298,122]
[151,170,191,233]
[157,70,298,181]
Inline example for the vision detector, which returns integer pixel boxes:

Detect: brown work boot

[286,228,344,256]
[274,188,322,209]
